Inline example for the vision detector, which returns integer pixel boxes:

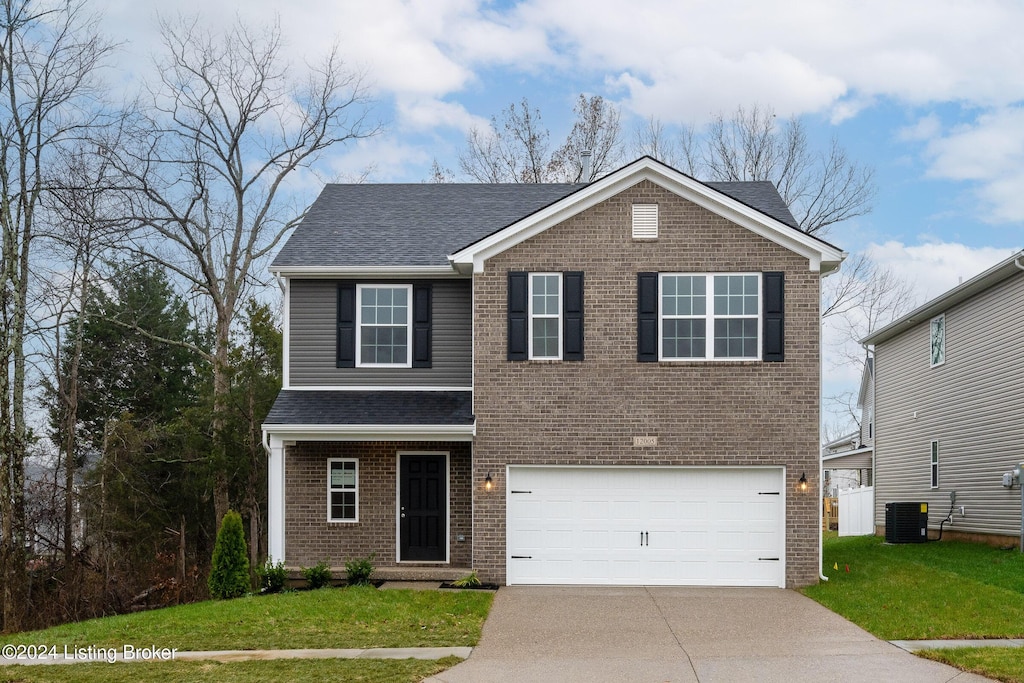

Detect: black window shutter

[412,283,432,368]
[637,272,658,362]
[763,271,785,362]
[563,272,584,361]
[507,272,528,361]
[336,282,356,368]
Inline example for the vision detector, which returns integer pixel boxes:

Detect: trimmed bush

[256,559,288,594]
[208,510,250,599]
[302,560,332,589]
[345,553,376,586]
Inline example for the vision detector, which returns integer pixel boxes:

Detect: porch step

[285,565,474,585]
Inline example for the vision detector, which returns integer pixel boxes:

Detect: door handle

[645,532,649,546]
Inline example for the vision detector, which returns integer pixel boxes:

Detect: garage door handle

[511,555,532,559]
[510,490,532,494]
[759,491,780,495]
[758,557,780,561]
[640,531,649,546]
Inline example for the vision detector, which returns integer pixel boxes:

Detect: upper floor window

[357,284,411,367]
[659,273,760,361]
[930,314,945,367]
[507,271,583,362]
[529,273,561,359]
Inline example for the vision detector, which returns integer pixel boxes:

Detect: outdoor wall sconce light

[484,473,493,492]
[799,472,808,492]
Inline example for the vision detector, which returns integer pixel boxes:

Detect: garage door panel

[507,467,785,587]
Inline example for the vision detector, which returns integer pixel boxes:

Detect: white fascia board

[269,265,463,279]
[261,423,476,442]
[822,447,873,462]
[862,250,1024,346]
[448,159,846,273]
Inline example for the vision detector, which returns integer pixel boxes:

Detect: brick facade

[471,180,821,587]
[283,441,472,571]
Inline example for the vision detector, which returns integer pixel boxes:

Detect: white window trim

[658,273,762,361]
[355,284,413,368]
[327,458,359,523]
[930,314,945,368]
[528,272,562,360]
[930,441,939,489]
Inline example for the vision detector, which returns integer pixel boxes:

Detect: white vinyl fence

[838,486,875,536]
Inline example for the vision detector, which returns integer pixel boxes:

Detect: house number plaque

[633,436,658,447]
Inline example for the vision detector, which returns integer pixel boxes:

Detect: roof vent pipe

[580,150,592,183]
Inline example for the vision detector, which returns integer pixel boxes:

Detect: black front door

[399,454,447,561]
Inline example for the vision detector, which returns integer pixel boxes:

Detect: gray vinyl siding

[288,279,472,387]
[873,271,1024,536]
[859,376,874,447]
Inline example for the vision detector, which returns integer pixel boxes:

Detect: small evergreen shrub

[301,560,332,589]
[451,570,481,588]
[344,553,376,586]
[256,559,287,594]
[208,510,250,599]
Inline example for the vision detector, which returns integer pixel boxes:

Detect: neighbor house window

[357,284,411,367]
[659,273,760,360]
[529,273,561,359]
[930,314,945,367]
[328,459,358,522]
[930,441,939,489]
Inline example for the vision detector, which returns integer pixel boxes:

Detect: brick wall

[284,441,472,570]
[472,180,822,587]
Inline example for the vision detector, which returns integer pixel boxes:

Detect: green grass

[0,656,462,683]
[802,534,1024,683]
[0,587,492,650]
[802,534,1024,640]
[919,648,1024,683]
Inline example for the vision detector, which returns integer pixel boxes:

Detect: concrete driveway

[425,586,991,683]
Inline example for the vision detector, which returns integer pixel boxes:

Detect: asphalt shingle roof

[271,179,803,269]
[264,390,474,426]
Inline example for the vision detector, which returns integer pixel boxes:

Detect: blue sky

[97,0,1023,433]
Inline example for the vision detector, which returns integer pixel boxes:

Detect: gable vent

[632,204,658,239]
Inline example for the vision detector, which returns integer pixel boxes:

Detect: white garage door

[506,467,785,587]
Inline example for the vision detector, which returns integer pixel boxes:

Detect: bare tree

[109,16,377,524]
[679,105,875,235]
[426,158,454,183]
[459,95,623,183]
[459,98,551,183]
[549,95,623,182]
[631,115,679,167]
[0,0,115,632]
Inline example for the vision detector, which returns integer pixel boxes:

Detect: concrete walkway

[424,586,994,683]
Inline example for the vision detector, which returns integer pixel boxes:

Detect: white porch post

[266,433,286,564]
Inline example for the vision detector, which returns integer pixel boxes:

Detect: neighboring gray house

[862,251,1024,543]
[261,157,845,588]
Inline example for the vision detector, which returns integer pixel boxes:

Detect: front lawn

[0,586,492,650]
[803,534,1024,683]
[0,656,462,683]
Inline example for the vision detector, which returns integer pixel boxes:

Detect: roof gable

[449,157,844,274]
[862,250,1024,346]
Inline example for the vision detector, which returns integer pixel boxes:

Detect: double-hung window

[659,273,760,360]
[529,273,562,359]
[930,441,939,489]
[356,284,411,367]
[328,459,358,522]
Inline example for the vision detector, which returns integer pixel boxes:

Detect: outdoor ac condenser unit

[884,502,928,543]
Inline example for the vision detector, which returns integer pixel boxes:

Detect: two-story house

[262,157,845,588]
[862,251,1024,544]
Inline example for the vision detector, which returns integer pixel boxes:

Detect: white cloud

[395,97,490,133]
[897,114,943,142]
[865,240,1017,301]
[922,107,1024,223]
